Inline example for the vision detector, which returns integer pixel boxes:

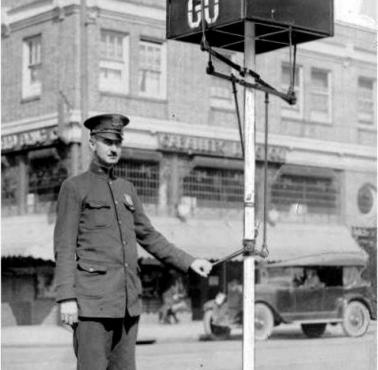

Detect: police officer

[54,113,212,370]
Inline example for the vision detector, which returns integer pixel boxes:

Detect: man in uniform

[54,113,212,370]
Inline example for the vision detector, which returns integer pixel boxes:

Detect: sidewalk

[1,313,204,348]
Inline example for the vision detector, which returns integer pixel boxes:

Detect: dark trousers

[73,314,140,370]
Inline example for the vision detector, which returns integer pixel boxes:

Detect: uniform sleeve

[131,184,195,272]
[54,180,81,302]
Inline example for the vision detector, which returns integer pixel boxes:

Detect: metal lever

[212,226,268,267]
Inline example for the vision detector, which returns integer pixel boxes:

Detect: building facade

[1,0,377,324]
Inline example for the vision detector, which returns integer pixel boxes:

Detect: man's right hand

[60,300,78,327]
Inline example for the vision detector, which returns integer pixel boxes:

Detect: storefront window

[271,174,339,216]
[183,167,243,208]
[28,157,67,214]
[1,156,18,216]
[114,160,159,204]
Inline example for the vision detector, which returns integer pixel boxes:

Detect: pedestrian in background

[159,274,188,324]
[54,113,212,370]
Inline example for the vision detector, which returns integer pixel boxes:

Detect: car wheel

[301,323,327,338]
[255,303,274,340]
[342,301,370,337]
[203,309,231,339]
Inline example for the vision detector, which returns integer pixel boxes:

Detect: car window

[266,267,293,286]
[343,267,362,287]
[318,266,343,287]
[302,268,324,288]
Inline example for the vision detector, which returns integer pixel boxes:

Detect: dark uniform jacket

[54,161,195,318]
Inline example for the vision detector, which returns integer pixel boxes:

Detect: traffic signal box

[167,0,334,53]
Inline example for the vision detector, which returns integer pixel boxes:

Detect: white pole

[243,20,256,370]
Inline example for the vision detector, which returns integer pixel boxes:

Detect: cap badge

[111,116,123,128]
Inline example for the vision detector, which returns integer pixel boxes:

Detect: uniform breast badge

[124,194,135,212]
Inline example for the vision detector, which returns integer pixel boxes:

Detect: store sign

[1,127,58,152]
[158,133,287,163]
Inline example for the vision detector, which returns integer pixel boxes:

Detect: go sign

[167,0,242,40]
[187,0,219,28]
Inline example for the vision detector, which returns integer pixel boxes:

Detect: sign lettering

[158,133,286,163]
[1,127,58,152]
[187,0,219,29]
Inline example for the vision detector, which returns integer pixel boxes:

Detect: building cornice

[3,0,165,28]
[298,38,376,66]
[95,0,164,21]
[1,113,59,135]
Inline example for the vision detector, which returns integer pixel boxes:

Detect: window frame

[22,34,42,99]
[99,29,130,95]
[357,76,376,126]
[137,39,167,100]
[309,67,332,124]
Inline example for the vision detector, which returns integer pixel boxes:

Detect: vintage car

[203,252,377,340]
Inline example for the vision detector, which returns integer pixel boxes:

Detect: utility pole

[242,20,256,370]
[80,0,90,171]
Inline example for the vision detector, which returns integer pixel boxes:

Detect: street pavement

[1,314,377,370]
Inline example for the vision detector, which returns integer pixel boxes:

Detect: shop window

[28,157,68,213]
[281,64,303,119]
[358,77,375,125]
[22,35,42,99]
[271,174,339,216]
[183,167,243,208]
[310,68,332,123]
[99,30,129,94]
[138,40,166,99]
[1,156,18,215]
[114,160,159,204]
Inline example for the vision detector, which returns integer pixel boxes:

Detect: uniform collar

[89,160,117,180]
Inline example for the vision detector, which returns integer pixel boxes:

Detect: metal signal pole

[80,0,90,171]
[243,20,256,370]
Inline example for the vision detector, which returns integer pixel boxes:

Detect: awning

[1,214,368,266]
[255,223,368,266]
[279,164,336,179]
[142,217,243,261]
[143,218,368,265]
[1,215,55,261]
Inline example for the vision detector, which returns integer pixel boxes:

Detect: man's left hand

[190,259,213,277]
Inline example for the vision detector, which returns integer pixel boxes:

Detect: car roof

[261,252,367,268]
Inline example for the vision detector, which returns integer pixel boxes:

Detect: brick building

[1,0,376,325]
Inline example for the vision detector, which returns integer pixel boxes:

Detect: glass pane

[281,65,299,87]
[311,69,328,89]
[139,41,163,96]
[311,93,328,113]
[358,77,373,91]
[101,31,125,61]
[183,167,244,208]
[271,174,338,214]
